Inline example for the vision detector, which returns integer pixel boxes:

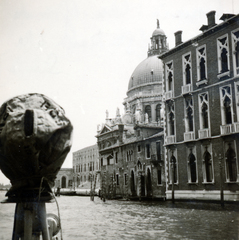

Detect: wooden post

[219,154,224,208]
[138,171,142,201]
[171,160,175,204]
[102,172,106,202]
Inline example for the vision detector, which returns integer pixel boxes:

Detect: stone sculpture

[0,93,73,198]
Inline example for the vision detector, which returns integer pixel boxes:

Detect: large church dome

[123,20,168,125]
[126,20,167,98]
[127,55,163,93]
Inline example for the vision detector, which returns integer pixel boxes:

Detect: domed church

[96,21,168,200]
[123,20,168,125]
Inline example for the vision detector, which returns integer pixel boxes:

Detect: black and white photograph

[0,0,239,239]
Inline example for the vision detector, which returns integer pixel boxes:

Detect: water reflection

[0,192,238,240]
[47,196,239,240]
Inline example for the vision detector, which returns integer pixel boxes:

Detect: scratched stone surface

[0,93,73,191]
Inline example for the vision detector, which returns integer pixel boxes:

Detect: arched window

[145,105,151,122]
[200,57,206,80]
[188,150,197,183]
[61,176,66,188]
[155,39,159,49]
[201,102,209,128]
[168,72,173,91]
[232,30,239,70]
[185,64,191,84]
[224,96,232,124]
[146,144,150,159]
[166,62,173,91]
[131,170,136,195]
[218,36,229,74]
[236,41,239,68]
[170,154,177,183]
[187,106,194,131]
[185,97,194,132]
[197,46,207,81]
[169,112,175,135]
[203,149,213,182]
[226,143,237,182]
[157,169,162,185]
[167,101,175,136]
[183,53,191,85]
[220,86,233,125]
[221,48,229,73]
[156,104,161,123]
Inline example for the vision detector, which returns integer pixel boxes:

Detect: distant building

[55,168,73,189]
[159,11,239,201]
[72,144,100,188]
[96,21,167,199]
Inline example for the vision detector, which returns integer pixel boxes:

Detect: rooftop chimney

[174,31,182,46]
[206,11,216,28]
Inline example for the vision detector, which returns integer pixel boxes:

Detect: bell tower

[148,19,168,57]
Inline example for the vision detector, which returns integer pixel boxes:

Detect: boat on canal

[57,188,99,197]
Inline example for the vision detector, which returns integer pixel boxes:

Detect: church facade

[96,21,167,200]
[159,11,239,201]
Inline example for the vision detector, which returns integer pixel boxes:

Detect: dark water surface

[0,191,238,239]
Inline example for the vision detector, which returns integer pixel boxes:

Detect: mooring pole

[219,154,224,208]
[138,171,142,201]
[171,160,175,204]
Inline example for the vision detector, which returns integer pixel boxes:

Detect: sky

[0,0,238,184]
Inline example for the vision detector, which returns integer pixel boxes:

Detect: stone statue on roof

[106,110,109,120]
[157,19,159,28]
[116,107,120,118]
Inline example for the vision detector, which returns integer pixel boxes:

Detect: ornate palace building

[96,21,167,199]
[159,11,239,201]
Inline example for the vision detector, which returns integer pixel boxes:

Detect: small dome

[152,28,165,36]
[127,55,163,93]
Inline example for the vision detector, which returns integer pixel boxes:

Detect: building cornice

[159,14,239,59]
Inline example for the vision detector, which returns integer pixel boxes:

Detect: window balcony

[217,70,230,79]
[184,131,195,141]
[220,124,234,135]
[166,135,176,144]
[181,84,192,95]
[196,79,208,87]
[165,90,173,100]
[220,122,239,135]
[234,122,239,132]
[198,129,210,139]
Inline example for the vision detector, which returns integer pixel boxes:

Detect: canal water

[0,191,238,240]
